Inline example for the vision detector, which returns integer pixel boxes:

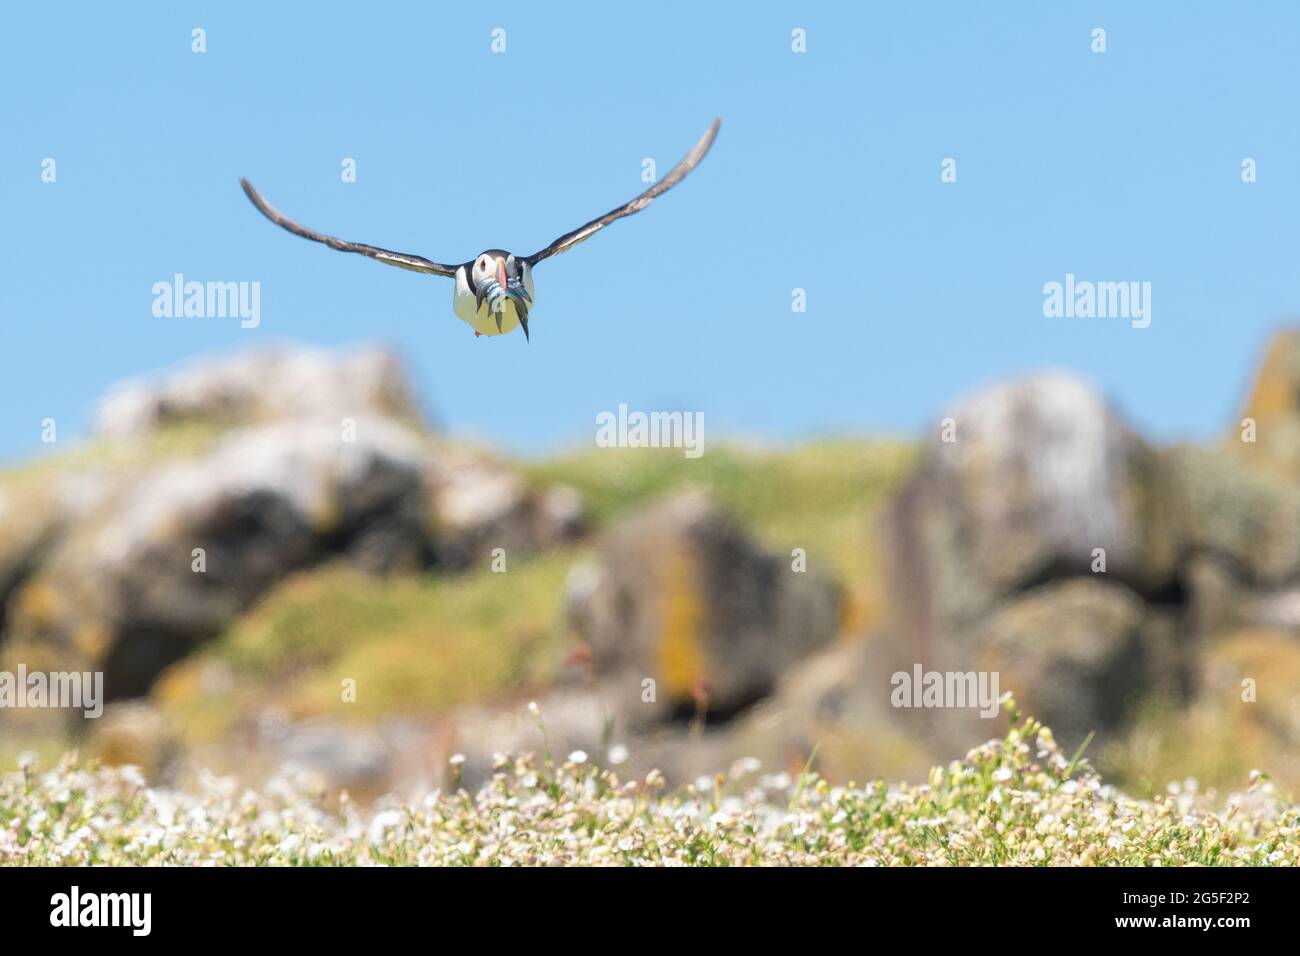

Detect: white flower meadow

[2,706,1297,866]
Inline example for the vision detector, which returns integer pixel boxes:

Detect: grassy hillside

[154,440,917,745]
[10,434,1299,801]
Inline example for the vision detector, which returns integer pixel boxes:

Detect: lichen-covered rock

[973,579,1189,747]
[0,483,64,636]
[9,416,432,698]
[94,346,425,439]
[1232,330,1300,479]
[565,489,841,723]
[1,346,590,706]
[87,701,181,780]
[1166,445,1300,586]
[887,374,1180,649]
[880,374,1198,753]
[1203,629,1300,752]
[427,449,585,569]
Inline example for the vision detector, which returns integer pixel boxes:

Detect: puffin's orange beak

[496,258,508,292]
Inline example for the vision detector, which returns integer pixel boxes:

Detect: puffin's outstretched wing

[239,178,460,278]
[522,118,720,266]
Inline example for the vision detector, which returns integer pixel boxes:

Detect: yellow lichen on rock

[657,547,706,704]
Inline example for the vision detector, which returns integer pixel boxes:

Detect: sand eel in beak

[464,249,532,338]
[239,118,720,341]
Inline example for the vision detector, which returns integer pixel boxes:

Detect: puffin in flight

[240,119,721,341]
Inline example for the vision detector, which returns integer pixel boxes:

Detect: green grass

[525,439,914,539]
[156,550,579,740]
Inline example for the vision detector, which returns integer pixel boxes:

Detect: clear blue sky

[3,2,1298,464]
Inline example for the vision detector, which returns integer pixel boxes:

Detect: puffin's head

[471,250,530,315]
